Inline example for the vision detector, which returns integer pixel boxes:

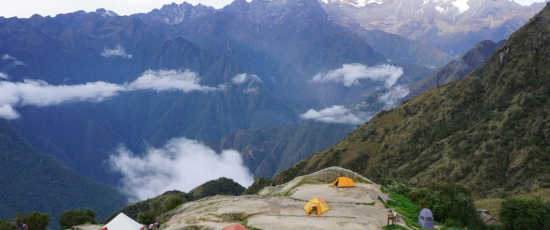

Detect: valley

[1,0,550,229]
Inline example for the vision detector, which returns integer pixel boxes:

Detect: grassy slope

[272,3,550,199]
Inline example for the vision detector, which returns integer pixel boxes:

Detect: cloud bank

[0,69,216,120]
[101,44,133,58]
[109,137,254,201]
[127,69,218,92]
[312,64,403,88]
[378,85,410,110]
[299,105,371,125]
[2,54,25,66]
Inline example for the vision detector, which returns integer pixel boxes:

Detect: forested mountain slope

[0,119,127,227]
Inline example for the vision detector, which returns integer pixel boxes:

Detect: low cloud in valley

[0,69,219,119]
[127,69,218,92]
[378,85,410,110]
[101,44,133,58]
[312,64,403,88]
[299,105,371,125]
[109,137,254,201]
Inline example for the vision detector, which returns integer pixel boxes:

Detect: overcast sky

[0,0,546,18]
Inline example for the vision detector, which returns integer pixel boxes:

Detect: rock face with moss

[272,3,550,199]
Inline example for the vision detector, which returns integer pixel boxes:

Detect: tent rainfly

[418,208,434,229]
[222,223,249,230]
[303,198,330,216]
[102,213,144,230]
[329,177,356,188]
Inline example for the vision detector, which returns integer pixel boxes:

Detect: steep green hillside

[0,119,127,227]
[272,3,550,199]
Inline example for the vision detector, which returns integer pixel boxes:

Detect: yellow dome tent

[303,198,330,216]
[329,177,356,188]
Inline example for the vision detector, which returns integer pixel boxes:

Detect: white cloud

[2,54,25,66]
[0,73,8,79]
[0,104,20,120]
[109,137,254,201]
[378,85,410,110]
[0,80,124,119]
[101,44,133,58]
[127,69,217,92]
[312,64,403,88]
[0,69,219,120]
[452,0,470,14]
[299,105,371,125]
[231,73,262,85]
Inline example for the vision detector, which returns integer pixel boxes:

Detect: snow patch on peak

[435,6,445,13]
[367,0,383,5]
[96,8,119,17]
[452,0,469,13]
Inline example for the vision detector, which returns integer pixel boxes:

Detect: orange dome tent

[303,197,330,216]
[222,223,249,230]
[329,177,355,188]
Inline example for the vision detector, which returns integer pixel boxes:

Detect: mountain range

[271,3,550,199]
[321,0,549,57]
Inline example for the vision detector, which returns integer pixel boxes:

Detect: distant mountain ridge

[320,0,548,56]
[133,0,437,111]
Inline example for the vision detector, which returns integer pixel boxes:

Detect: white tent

[102,213,144,230]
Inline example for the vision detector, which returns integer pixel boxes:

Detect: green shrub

[499,197,550,230]
[137,210,156,224]
[420,182,483,229]
[243,177,273,195]
[406,188,428,203]
[58,209,97,229]
[14,212,51,230]
[164,195,184,211]
[0,219,15,230]
[386,181,412,195]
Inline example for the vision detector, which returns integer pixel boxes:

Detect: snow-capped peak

[95,8,119,17]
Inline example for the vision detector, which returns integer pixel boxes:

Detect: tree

[421,182,483,229]
[58,209,97,229]
[14,212,50,230]
[0,219,15,230]
[500,197,550,230]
